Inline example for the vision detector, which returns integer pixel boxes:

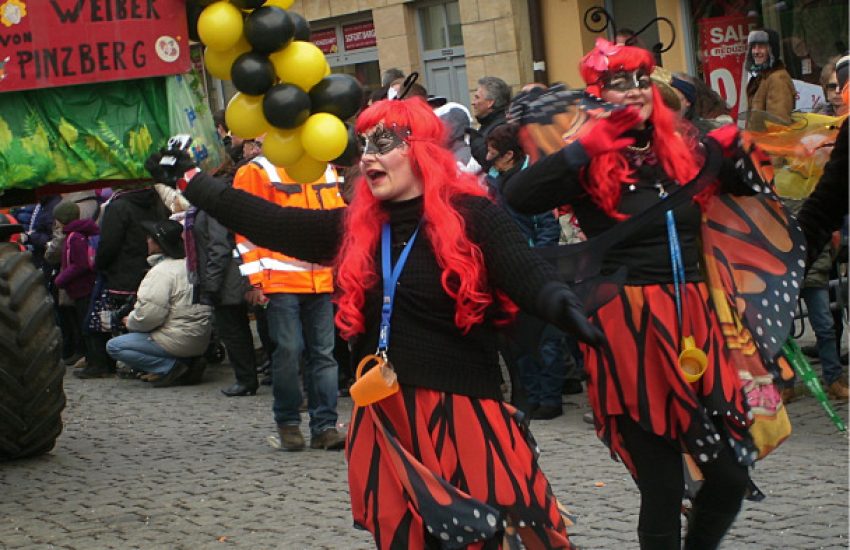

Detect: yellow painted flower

[0,0,26,28]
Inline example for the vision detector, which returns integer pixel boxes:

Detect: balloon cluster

[189,0,363,182]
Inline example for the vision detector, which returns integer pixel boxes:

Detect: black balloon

[186,2,204,42]
[288,12,311,41]
[245,6,295,54]
[263,84,312,129]
[331,123,360,167]
[230,0,266,8]
[231,53,276,96]
[309,74,363,121]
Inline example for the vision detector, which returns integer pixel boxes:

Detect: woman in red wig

[505,39,761,549]
[178,97,604,549]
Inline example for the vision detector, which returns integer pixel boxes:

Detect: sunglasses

[601,70,652,93]
[357,125,411,156]
[826,83,840,91]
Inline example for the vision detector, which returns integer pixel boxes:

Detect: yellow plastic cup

[349,354,399,407]
[678,336,708,383]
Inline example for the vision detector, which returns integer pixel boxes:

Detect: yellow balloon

[265,0,295,8]
[269,41,329,92]
[262,128,305,167]
[203,37,250,80]
[285,154,328,183]
[300,113,348,162]
[198,1,244,52]
[225,93,270,139]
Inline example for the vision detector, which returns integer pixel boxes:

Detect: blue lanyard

[378,221,421,353]
[665,209,687,329]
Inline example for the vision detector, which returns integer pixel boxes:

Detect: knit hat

[670,76,697,106]
[53,201,80,225]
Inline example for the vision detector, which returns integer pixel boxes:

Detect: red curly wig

[579,38,700,219]
[334,98,504,339]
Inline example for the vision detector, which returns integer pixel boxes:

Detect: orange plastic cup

[678,336,708,383]
[349,354,399,407]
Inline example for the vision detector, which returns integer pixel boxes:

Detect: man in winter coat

[233,155,347,452]
[193,205,258,397]
[77,185,169,379]
[106,219,212,387]
[467,76,511,171]
[744,28,796,126]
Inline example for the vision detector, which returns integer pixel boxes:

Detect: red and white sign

[0,0,190,92]
[698,15,758,119]
[342,21,376,51]
[312,28,338,54]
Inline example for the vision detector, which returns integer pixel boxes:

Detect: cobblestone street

[1,362,847,549]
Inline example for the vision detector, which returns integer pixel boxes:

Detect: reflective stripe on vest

[239,257,325,276]
[252,156,337,193]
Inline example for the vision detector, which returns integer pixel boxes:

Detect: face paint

[357,124,411,156]
[601,69,652,93]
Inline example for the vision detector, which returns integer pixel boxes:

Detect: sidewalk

[0,364,846,549]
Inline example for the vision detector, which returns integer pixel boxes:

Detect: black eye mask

[601,69,652,92]
[358,125,410,155]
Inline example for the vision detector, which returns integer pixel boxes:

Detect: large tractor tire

[0,244,65,460]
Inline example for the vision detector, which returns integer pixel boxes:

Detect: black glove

[144,148,168,183]
[145,146,196,188]
[540,284,607,347]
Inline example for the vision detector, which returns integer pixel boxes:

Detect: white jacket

[127,254,212,357]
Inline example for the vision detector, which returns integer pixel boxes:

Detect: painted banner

[342,21,376,51]
[698,15,758,119]
[0,0,190,93]
[0,68,224,189]
[312,28,338,54]
[0,77,168,189]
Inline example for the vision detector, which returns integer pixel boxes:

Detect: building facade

[288,0,535,110]
[206,1,846,119]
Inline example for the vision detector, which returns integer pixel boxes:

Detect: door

[417,1,468,109]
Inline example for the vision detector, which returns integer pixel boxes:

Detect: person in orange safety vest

[233,155,347,452]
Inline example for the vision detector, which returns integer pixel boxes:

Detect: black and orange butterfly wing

[701,136,806,375]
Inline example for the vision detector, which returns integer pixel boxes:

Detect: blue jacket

[487,157,560,248]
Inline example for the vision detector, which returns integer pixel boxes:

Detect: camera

[160,134,193,167]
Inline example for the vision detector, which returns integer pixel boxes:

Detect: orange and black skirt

[582,282,758,476]
[346,386,573,550]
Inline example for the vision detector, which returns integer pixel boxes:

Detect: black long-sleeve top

[505,138,703,284]
[504,131,751,285]
[184,173,567,399]
[797,119,848,264]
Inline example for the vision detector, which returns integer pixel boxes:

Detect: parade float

[0,0,360,459]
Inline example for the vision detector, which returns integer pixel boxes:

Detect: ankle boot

[638,530,681,550]
[683,507,738,550]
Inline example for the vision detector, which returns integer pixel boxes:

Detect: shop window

[446,2,463,47]
[418,1,463,51]
[690,0,847,114]
[311,18,381,95]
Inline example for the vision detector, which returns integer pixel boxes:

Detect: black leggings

[617,415,749,536]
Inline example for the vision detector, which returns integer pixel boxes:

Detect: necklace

[626,141,651,153]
